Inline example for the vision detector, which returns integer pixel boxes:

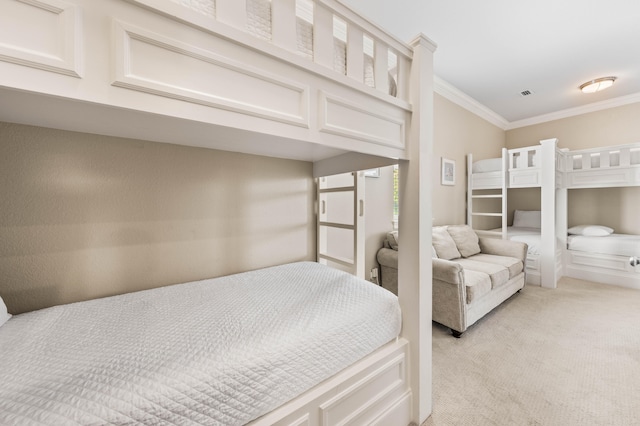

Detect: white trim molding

[435,76,640,131]
[434,76,509,130]
[0,0,83,77]
[507,91,640,130]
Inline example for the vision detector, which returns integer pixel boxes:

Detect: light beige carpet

[423,277,640,426]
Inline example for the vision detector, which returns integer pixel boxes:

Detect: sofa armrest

[432,258,467,334]
[432,258,464,284]
[478,237,527,262]
[376,247,398,269]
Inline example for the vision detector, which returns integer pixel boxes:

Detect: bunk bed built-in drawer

[567,250,638,274]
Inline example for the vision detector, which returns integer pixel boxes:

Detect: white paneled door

[317,171,365,279]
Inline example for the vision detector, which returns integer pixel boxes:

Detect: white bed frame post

[399,33,437,424]
[540,138,560,288]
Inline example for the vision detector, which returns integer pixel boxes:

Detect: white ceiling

[343,0,640,129]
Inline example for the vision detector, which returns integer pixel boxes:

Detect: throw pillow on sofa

[446,225,481,258]
[386,231,399,250]
[432,226,461,260]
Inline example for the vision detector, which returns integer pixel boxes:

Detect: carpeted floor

[422,277,640,426]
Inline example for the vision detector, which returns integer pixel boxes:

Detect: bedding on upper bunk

[567,233,640,257]
[0,262,401,426]
[471,157,503,173]
[471,152,541,174]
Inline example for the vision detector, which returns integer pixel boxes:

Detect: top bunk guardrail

[507,145,542,188]
[557,143,640,188]
[1,0,425,166]
[130,0,414,104]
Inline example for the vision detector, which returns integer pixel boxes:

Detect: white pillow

[0,296,11,328]
[568,225,614,237]
[446,225,481,258]
[513,210,541,229]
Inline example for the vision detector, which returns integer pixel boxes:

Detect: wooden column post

[399,33,436,424]
[540,138,559,288]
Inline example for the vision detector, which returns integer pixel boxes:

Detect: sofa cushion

[454,258,510,288]
[447,225,481,258]
[386,231,399,250]
[432,226,461,260]
[468,253,523,279]
[464,270,492,304]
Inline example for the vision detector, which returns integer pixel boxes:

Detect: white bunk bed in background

[468,140,640,290]
[0,0,436,424]
[558,144,640,289]
[467,139,564,287]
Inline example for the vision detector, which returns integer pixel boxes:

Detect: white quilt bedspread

[568,234,640,257]
[0,262,401,425]
[490,227,542,255]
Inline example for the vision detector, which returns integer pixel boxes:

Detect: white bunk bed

[558,144,640,289]
[467,139,563,288]
[0,0,436,424]
[468,140,640,290]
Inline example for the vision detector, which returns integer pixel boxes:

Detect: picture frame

[441,157,455,186]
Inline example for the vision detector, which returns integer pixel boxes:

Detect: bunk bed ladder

[316,171,366,279]
[467,148,508,238]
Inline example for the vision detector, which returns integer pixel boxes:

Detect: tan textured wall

[506,102,640,234]
[365,166,395,278]
[0,122,315,314]
[432,94,506,226]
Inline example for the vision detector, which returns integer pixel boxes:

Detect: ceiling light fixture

[579,76,617,93]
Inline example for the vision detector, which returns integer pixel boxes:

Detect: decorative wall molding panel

[0,0,82,77]
[319,353,407,425]
[318,92,406,149]
[112,21,310,128]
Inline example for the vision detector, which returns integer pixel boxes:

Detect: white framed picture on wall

[441,157,455,186]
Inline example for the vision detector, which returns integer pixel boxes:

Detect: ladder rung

[318,186,355,193]
[471,212,503,217]
[471,194,503,199]
[319,221,355,230]
[318,253,354,267]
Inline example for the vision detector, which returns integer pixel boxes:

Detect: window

[393,165,399,228]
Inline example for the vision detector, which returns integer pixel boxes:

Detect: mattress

[491,226,542,255]
[0,262,401,425]
[472,157,503,173]
[568,234,640,257]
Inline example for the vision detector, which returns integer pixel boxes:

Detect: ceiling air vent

[520,90,533,97]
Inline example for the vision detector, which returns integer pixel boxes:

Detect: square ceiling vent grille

[520,90,534,97]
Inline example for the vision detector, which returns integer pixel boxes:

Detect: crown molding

[506,91,640,130]
[433,75,509,130]
[434,77,640,131]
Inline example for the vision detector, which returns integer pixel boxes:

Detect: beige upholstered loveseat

[376,225,527,337]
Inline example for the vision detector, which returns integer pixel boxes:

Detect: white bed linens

[490,227,542,255]
[0,262,401,426]
[472,157,502,173]
[568,234,640,257]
